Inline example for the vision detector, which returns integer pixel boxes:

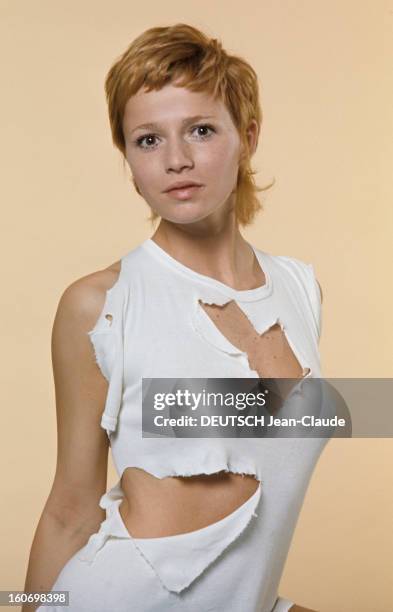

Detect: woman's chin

[154,203,215,225]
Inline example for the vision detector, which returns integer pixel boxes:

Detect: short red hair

[104,23,274,226]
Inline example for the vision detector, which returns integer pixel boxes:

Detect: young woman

[24,23,327,612]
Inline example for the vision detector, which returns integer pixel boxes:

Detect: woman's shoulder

[256,247,311,272]
[255,247,323,304]
[55,260,125,338]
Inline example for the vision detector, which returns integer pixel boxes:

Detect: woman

[24,23,327,612]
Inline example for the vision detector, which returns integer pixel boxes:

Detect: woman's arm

[22,269,119,610]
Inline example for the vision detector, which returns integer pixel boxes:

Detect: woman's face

[122,82,250,225]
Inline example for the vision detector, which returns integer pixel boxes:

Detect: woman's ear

[239,119,259,162]
[246,119,259,156]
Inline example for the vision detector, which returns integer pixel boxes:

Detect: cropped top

[83,237,329,605]
[87,238,323,478]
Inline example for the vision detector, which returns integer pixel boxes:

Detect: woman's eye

[135,134,158,149]
[191,124,215,138]
[134,124,215,150]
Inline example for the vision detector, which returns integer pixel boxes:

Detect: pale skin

[23,81,322,611]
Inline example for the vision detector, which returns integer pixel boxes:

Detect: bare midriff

[118,469,260,538]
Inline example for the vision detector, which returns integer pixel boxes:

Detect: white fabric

[37,492,294,611]
[40,239,327,611]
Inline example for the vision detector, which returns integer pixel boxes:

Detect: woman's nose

[164,138,194,173]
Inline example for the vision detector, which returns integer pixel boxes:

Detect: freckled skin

[199,300,307,378]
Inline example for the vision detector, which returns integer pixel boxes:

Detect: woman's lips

[165,185,203,200]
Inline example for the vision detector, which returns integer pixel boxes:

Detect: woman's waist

[118,465,261,538]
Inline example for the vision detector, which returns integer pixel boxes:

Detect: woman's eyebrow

[129,115,217,136]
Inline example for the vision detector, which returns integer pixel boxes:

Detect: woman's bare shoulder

[55,260,122,330]
[67,259,122,297]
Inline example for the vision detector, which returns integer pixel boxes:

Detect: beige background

[1,1,392,611]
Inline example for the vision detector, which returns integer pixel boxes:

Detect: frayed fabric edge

[129,479,262,593]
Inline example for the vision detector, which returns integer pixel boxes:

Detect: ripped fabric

[78,477,262,594]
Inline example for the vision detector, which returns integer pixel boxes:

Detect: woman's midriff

[118,469,260,538]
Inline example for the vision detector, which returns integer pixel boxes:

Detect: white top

[83,238,329,603]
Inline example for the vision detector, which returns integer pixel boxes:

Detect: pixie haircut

[104,23,274,227]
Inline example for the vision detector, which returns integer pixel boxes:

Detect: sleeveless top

[81,238,329,602]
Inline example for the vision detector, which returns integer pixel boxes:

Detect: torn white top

[87,237,323,480]
[84,238,328,604]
